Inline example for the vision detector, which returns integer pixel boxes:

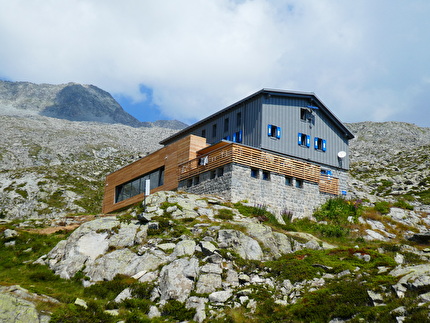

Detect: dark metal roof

[160,88,354,145]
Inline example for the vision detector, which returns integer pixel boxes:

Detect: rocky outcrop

[36,191,336,321]
[0,285,58,323]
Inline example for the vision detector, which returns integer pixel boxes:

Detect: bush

[374,201,391,214]
[313,197,362,225]
[215,208,234,220]
[161,299,196,321]
[393,199,414,210]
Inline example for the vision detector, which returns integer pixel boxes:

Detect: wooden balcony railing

[178,143,339,195]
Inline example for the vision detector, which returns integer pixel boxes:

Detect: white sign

[145,179,151,196]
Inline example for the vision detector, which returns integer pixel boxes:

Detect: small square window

[210,170,216,179]
[262,171,270,181]
[295,179,303,188]
[186,179,192,187]
[285,176,292,186]
[251,168,259,178]
[217,167,224,177]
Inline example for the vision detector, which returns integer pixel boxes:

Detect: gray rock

[3,228,18,239]
[200,241,218,255]
[173,240,196,257]
[208,290,232,303]
[196,273,222,294]
[148,305,161,318]
[74,298,88,309]
[186,296,207,323]
[218,229,263,260]
[158,258,196,302]
[114,288,132,303]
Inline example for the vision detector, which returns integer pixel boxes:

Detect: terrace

[178,141,339,195]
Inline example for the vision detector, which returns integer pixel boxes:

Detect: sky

[1,0,429,127]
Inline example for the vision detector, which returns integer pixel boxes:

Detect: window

[186,179,192,188]
[262,170,270,181]
[298,133,310,147]
[237,112,242,126]
[285,176,292,186]
[210,170,216,179]
[194,176,200,185]
[251,168,259,178]
[295,179,303,188]
[115,167,165,203]
[212,124,217,138]
[224,118,229,132]
[267,124,281,139]
[217,167,224,177]
[314,137,327,151]
[233,130,242,143]
[300,108,308,121]
[201,129,206,138]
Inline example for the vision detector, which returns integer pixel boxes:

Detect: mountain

[0,80,187,129]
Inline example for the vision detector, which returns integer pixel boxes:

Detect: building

[102,89,354,218]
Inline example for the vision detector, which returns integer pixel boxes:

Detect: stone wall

[179,163,347,220]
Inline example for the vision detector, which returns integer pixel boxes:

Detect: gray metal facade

[160,89,354,170]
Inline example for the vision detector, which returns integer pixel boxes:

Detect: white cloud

[0,0,429,126]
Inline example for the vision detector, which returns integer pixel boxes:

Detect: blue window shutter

[276,127,281,139]
[306,135,311,147]
[226,136,231,141]
[322,139,327,151]
[298,133,302,145]
[232,132,237,142]
[314,137,319,149]
[238,130,243,143]
[268,124,272,136]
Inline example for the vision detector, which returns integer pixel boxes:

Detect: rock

[147,305,161,318]
[158,258,196,302]
[3,228,18,239]
[196,274,222,294]
[390,264,430,298]
[173,240,196,257]
[104,309,120,316]
[394,253,405,264]
[218,229,263,260]
[208,290,232,303]
[200,241,218,255]
[367,290,384,306]
[0,285,55,323]
[354,253,371,262]
[186,297,207,323]
[158,243,176,251]
[74,298,88,309]
[114,288,132,303]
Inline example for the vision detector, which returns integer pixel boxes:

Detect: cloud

[0,0,429,126]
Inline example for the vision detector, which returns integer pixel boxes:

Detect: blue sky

[1,0,430,127]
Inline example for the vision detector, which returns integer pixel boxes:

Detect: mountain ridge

[0,80,187,130]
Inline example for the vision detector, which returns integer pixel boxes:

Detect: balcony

[178,142,339,195]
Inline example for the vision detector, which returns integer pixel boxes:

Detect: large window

[115,167,164,203]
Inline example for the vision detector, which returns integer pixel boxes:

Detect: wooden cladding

[178,143,339,195]
[102,135,207,213]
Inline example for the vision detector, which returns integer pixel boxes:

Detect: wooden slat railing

[178,143,339,195]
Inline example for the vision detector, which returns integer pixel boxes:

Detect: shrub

[161,299,196,321]
[215,208,235,220]
[313,197,362,225]
[374,201,391,215]
[393,199,414,210]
